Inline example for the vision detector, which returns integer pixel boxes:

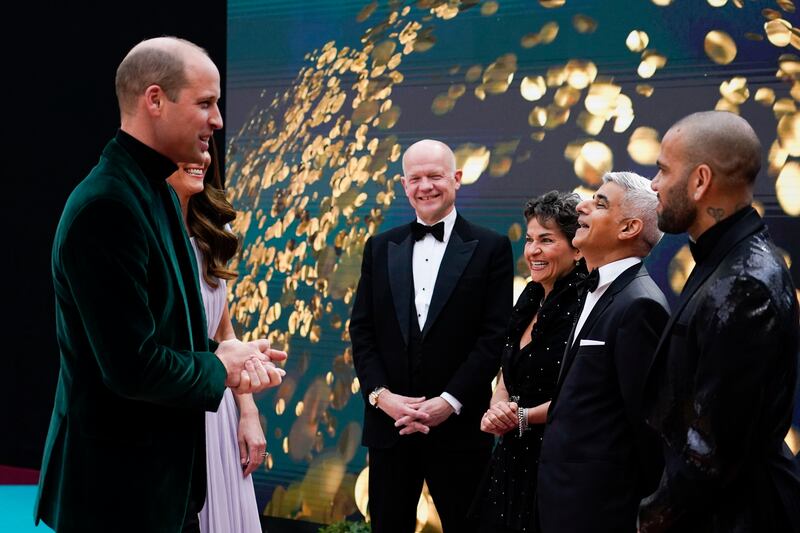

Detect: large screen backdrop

[226,0,800,528]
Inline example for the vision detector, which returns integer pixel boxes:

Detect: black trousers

[368,437,490,533]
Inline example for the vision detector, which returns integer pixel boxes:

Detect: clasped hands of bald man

[216,338,287,394]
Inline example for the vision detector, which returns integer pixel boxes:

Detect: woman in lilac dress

[168,137,264,532]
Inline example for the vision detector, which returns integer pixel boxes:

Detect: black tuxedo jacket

[640,209,800,532]
[538,262,669,533]
[350,214,512,450]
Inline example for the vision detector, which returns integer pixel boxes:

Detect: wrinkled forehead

[595,181,625,206]
[404,148,454,174]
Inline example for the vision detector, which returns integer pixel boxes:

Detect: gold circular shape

[707,0,727,6]
[565,59,597,89]
[355,467,370,519]
[585,82,621,117]
[577,111,605,135]
[521,33,541,49]
[573,140,613,185]
[520,76,547,101]
[668,245,695,295]
[627,127,661,165]
[539,22,560,44]
[755,87,776,106]
[356,1,378,22]
[626,30,650,52]
[540,0,566,7]
[777,0,796,14]
[779,53,800,79]
[555,86,582,107]
[508,223,523,242]
[454,144,491,185]
[778,112,800,156]
[371,40,397,67]
[719,76,750,105]
[481,0,499,16]
[431,94,455,115]
[573,14,598,34]
[352,100,379,124]
[776,161,800,215]
[766,19,793,47]
[636,84,655,97]
[377,106,401,129]
[704,30,737,65]
[465,64,483,83]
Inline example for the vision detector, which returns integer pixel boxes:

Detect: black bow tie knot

[584,268,600,293]
[411,221,445,242]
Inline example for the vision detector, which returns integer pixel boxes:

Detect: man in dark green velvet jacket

[34,37,285,532]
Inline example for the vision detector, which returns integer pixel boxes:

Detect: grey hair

[602,171,663,251]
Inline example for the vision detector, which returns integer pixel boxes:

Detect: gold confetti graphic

[225,0,800,528]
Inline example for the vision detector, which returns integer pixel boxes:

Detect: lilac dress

[192,238,262,533]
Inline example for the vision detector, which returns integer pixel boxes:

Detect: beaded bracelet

[517,406,529,437]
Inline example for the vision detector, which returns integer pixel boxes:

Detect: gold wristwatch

[368,387,387,408]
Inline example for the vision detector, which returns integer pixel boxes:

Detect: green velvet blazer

[34,138,227,532]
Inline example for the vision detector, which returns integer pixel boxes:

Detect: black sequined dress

[477,265,585,533]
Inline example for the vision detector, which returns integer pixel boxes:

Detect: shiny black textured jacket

[640,208,800,532]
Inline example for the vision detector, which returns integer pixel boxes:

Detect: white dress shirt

[411,208,462,413]
[572,257,642,345]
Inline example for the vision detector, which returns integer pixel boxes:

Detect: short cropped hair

[115,37,207,114]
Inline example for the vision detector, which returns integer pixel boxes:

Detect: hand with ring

[238,409,267,477]
[480,400,518,436]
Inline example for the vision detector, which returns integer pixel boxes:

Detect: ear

[617,217,643,242]
[143,84,164,117]
[572,247,583,262]
[453,169,463,189]
[689,163,713,202]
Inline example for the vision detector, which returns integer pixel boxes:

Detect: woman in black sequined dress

[475,191,586,533]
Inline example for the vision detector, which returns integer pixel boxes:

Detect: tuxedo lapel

[388,231,414,346]
[422,217,477,338]
[556,263,643,388]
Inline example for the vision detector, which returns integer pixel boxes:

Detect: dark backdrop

[2,1,227,469]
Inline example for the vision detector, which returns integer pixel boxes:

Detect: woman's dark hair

[523,190,581,245]
[187,136,239,287]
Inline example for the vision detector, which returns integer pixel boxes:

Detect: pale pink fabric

[192,238,261,533]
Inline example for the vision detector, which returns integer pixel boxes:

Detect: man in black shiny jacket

[640,110,800,532]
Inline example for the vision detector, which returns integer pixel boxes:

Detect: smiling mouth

[530,261,548,268]
[184,168,204,177]
[418,194,440,201]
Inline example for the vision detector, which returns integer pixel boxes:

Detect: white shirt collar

[594,256,642,291]
[416,207,458,243]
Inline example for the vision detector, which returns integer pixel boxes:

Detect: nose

[209,103,223,130]
[651,173,660,191]
[418,177,434,190]
[576,199,589,214]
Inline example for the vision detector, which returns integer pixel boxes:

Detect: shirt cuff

[440,392,462,415]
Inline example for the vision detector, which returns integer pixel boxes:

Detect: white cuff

[440,392,462,415]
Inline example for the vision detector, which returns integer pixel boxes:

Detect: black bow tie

[584,269,600,293]
[411,221,445,242]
